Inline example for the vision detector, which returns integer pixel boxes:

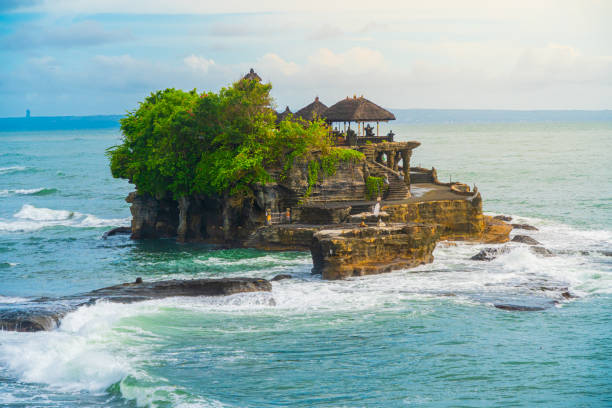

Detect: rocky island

[109,69,512,280]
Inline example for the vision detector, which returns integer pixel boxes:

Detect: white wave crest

[0,188,56,197]
[0,295,28,303]
[0,166,26,175]
[0,204,129,232]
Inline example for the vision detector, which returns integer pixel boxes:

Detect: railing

[331,131,394,146]
[356,134,394,145]
[371,159,404,179]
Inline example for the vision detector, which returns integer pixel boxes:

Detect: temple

[124,69,512,281]
[277,89,420,198]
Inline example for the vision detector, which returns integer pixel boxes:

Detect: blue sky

[1,0,611,116]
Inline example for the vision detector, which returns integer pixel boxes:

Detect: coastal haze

[1,1,611,408]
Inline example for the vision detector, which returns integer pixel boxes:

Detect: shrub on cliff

[107,79,336,199]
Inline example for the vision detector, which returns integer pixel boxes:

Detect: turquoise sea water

[0,119,611,407]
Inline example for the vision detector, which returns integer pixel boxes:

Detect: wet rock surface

[493,215,513,222]
[471,246,512,261]
[0,278,271,332]
[271,274,292,281]
[511,223,539,231]
[530,246,554,257]
[511,235,541,245]
[471,244,554,261]
[494,304,549,312]
[102,226,132,239]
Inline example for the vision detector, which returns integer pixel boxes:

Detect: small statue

[285,208,291,223]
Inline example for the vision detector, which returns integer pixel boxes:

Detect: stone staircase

[359,144,377,162]
[369,161,411,201]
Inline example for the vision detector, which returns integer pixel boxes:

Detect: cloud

[184,55,215,73]
[0,20,132,50]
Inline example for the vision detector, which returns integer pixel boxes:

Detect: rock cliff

[311,223,439,280]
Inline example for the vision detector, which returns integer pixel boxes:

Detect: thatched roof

[294,96,328,121]
[324,95,395,122]
[243,68,261,82]
[276,106,292,123]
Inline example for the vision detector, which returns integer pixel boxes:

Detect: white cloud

[184,55,215,73]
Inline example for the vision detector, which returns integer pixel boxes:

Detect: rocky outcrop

[511,235,541,245]
[311,223,439,280]
[471,246,512,261]
[481,216,512,243]
[512,223,539,231]
[102,226,131,239]
[0,278,271,332]
[382,198,485,241]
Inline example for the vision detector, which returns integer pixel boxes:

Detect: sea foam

[0,166,27,175]
[0,204,129,232]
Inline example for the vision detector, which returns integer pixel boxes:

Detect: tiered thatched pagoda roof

[243,68,261,82]
[294,97,328,121]
[324,96,395,122]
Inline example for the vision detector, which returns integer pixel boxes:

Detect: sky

[0,0,611,116]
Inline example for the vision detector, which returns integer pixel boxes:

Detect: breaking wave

[0,204,130,232]
[0,166,27,175]
[0,188,58,197]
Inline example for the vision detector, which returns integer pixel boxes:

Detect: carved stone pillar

[393,151,400,172]
[401,150,412,186]
[387,150,395,169]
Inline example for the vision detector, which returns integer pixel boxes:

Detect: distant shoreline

[1,109,611,132]
[0,115,123,132]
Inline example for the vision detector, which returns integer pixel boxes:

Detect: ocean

[0,113,610,407]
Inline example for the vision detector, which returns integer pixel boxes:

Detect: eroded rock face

[127,192,179,239]
[0,278,272,332]
[382,198,485,241]
[481,216,513,244]
[291,205,351,224]
[244,225,322,251]
[311,223,439,280]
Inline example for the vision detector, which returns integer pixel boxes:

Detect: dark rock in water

[470,246,511,261]
[271,274,292,281]
[0,278,272,332]
[600,250,612,257]
[0,307,68,332]
[85,277,271,300]
[494,215,513,222]
[511,223,539,231]
[135,277,143,284]
[494,304,547,311]
[102,226,132,239]
[530,246,554,257]
[511,235,541,245]
[561,291,576,300]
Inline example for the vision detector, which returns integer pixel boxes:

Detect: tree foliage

[108,79,362,200]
